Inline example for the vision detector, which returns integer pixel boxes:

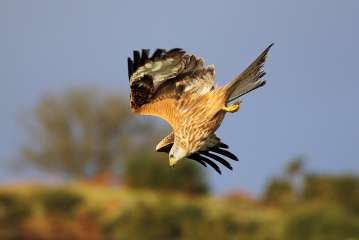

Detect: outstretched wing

[225,43,273,103]
[156,132,238,174]
[128,48,215,127]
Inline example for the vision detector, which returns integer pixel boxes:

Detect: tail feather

[225,43,273,103]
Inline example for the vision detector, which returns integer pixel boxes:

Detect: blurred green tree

[21,88,161,179]
[263,157,306,205]
[303,174,359,214]
[285,156,304,178]
[263,177,294,206]
[285,156,305,199]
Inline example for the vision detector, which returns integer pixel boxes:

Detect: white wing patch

[179,64,216,95]
[130,57,183,88]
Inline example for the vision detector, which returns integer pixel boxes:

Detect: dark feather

[133,50,140,71]
[186,55,197,71]
[188,154,208,168]
[167,48,183,55]
[140,49,150,65]
[200,152,233,170]
[127,57,133,80]
[190,154,221,174]
[211,147,238,161]
[156,144,172,153]
[151,49,165,60]
[217,142,229,149]
[257,71,266,79]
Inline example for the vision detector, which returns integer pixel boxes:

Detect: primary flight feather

[127,44,273,173]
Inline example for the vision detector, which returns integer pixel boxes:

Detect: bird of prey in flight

[127,44,273,174]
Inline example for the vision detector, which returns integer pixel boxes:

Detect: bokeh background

[1,1,358,239]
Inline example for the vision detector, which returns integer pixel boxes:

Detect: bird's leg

[222,101,241,113]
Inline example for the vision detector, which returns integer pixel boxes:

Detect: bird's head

[168,142,188,167]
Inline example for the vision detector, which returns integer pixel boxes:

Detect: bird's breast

[174,92,226,153]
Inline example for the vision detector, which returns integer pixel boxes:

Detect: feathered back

[128,48,215,110]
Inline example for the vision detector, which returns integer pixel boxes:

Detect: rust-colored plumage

[128,44,273,173]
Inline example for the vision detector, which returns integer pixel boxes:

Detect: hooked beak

[169,157,178,167]
[168,144,187,167]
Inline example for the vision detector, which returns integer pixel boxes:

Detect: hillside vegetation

[1,172,358,240]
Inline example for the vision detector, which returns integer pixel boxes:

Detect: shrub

[124,153,209,195]
[103,201,203,240]
[102,199,245,240]
[285,206,359,240]
[0,192,32,239]
[263,178,295,206]
[35,188,83,217]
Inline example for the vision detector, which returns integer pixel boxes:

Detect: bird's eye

[169,154,174,158]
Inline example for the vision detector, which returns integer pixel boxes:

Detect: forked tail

[224,43,273,103]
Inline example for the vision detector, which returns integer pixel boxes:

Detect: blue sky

[1,0,358,194]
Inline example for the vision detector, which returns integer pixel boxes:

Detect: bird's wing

[155,131,174,153]
[128,48,215,127]
[156,132,238,174]
[225,43,273,103]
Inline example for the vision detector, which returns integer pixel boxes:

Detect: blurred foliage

[285,156,304,178]
[0,163,358,240]
[0,184,281,240]
[263,178,295,206]
[0,192,32,239]
[34,188,83,217]
[303,174,359,214]
[285,205,359,240]
[21,88,161,178]
[0,192,31,225]
[124,152,208,195]
[103,201,245,240]
[103,201,204,239]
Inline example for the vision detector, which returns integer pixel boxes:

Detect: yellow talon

[222,102,240,113]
